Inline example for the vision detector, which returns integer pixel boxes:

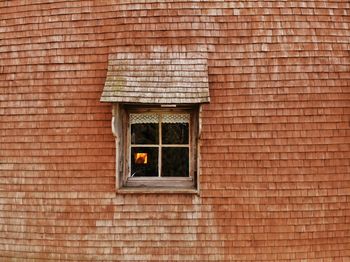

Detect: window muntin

[130,112,190,178]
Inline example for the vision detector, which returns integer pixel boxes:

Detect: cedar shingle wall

[0,1,349,261]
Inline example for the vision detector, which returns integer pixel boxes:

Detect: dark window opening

[130,112,190,178]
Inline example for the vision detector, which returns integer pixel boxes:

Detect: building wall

[1,1,349,260]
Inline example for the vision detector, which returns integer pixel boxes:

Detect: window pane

[131,147,158,177]
[161,147,189,177]
[131,123,159,144]
[162,123,189,144]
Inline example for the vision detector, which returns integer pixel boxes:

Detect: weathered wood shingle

[100,49,209,104]
[1,0,349,261]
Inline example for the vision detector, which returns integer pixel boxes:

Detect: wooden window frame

[112,104,200,194]
[129,111,190,179]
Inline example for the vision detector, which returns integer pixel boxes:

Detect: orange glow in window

[134,153,148,164]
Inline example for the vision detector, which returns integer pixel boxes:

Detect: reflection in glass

[134,153,148,164]
[131,147,158,177]
[162,147,189,177]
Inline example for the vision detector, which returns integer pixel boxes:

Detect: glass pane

[161,147,189,177]
[131,123,159,144]
[131,147,158,177]
[162,123,189,144]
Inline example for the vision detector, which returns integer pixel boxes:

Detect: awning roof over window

[100,51,209,104]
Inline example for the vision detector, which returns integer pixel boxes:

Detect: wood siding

[0,0,349,261]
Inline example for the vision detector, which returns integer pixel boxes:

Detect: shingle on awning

[100,51,209,104]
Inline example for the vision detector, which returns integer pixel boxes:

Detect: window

[113,105,199,193]
[130,112,190,178]
[100,48,209,193]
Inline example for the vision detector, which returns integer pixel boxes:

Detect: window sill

[117,187,198,195]
[127,177,194,187]
[117,177,198,194]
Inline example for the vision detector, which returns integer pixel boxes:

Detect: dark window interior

[161,147,189,177]
[131,123,158,144]
[162,123,189,144]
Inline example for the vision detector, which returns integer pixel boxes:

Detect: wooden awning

[100,51,209,104]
